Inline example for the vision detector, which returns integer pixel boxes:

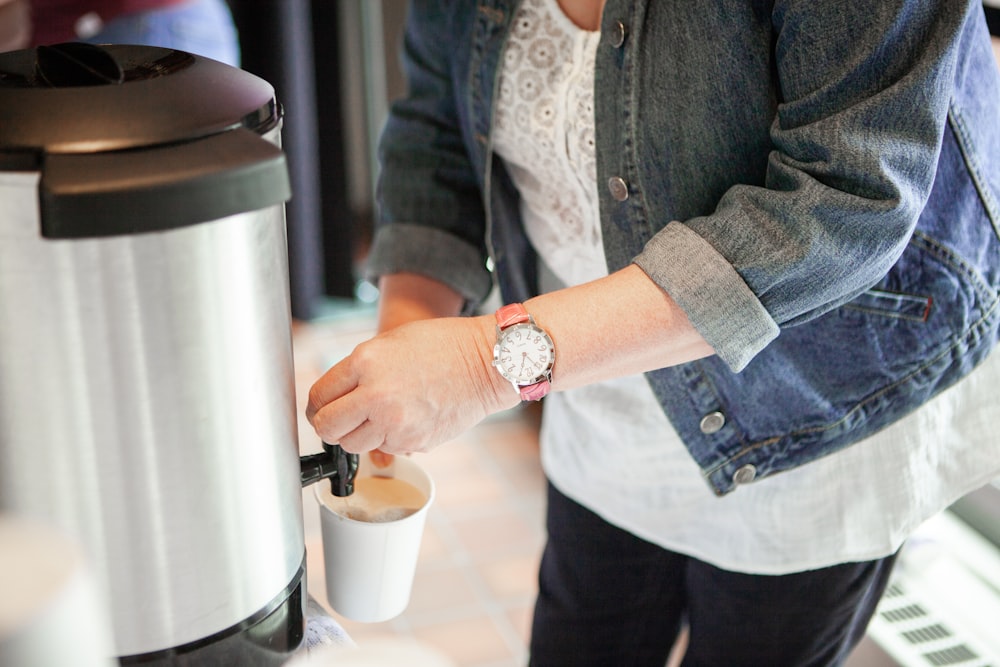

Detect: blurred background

[227,0,409,321]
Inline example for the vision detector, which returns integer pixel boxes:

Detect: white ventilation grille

[870,581,992,666]
[865,511,1000,667]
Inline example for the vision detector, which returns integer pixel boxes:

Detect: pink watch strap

[519,380,550,401]
[495,303,551,401]
[495,302,530,328]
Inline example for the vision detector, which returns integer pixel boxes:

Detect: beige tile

[431,468,509,513]
[417,521,452,563]
[477,425,540,463]
[419,441,488,481]
[477,552,541,602]
[505,603,535,649]
[405,564,481,617]
[330,614,407,647]
[497,458,548,499]
[327,635,462,667]
[450,510,544,560]
[411,614,516,667]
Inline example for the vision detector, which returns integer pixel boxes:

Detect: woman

[308,1,1000,664]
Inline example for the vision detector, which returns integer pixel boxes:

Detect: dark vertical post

[311,2,357,300]
[228,0,326,320]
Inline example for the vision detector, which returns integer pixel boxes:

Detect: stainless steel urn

[0,44,304,664]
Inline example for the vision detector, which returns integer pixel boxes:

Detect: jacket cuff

[634,221,779,372]
[365,223,494,312]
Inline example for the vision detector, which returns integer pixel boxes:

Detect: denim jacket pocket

[841,288,933,323]
[686,233,1000,491]
[832,232,997,377]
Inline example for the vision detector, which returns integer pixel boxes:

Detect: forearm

[376,265,714,397]
[376,272,465,332]
[308,265,716,454]
[517,264,716,393]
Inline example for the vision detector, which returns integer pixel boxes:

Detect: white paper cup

[313,455,434,623]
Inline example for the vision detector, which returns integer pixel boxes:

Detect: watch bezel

[492,321,555,387]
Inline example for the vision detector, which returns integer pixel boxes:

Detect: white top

[492,0,1000,574]
[493,0,605,288]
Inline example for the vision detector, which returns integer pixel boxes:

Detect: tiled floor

[292,305,547,667]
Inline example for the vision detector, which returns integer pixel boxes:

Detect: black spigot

[300,442,359,497]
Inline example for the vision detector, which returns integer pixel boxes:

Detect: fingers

[310,378,418,455]
[369,449,396,469]
[305,357,358,423]
[308,384,371,449]
[337,419,387,455]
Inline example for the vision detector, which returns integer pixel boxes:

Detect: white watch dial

[494,323,555,385]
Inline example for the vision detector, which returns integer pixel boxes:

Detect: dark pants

[529,483,897,667]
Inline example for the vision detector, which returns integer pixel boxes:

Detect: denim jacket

[368,0,1000,494]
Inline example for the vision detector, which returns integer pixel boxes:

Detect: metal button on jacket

[732,464,757,485]
[610,21,627,48]
[608,176,629,201]
[699,411,725,434]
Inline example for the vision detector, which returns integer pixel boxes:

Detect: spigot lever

[299,442,359,497]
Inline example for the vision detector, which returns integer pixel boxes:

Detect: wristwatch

[492,303,555,401]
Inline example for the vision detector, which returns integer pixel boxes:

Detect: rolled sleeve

[635,222,779,372]
[366,223,494,308]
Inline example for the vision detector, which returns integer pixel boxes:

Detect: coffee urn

[0,44,306,664]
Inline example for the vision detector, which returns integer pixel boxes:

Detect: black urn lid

[0,43,279,155]
[0,44,290,238]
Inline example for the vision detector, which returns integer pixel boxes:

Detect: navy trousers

[529,483,897,667]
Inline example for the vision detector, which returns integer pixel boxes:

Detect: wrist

[470,314,523,412]
[490,303,555,402]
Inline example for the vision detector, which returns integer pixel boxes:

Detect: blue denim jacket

[369,0,1000,494]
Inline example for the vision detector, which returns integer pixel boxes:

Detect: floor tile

[406,564,481,616]
[430,466,510,513]
[417,521,452,564]
[449,510,544,561]
[505,604,535,648]
[411,614,516,667]
[478,553,541,602]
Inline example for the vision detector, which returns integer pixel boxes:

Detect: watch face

[494,322,555,385]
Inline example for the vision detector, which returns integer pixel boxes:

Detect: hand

[306,315,518,456]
